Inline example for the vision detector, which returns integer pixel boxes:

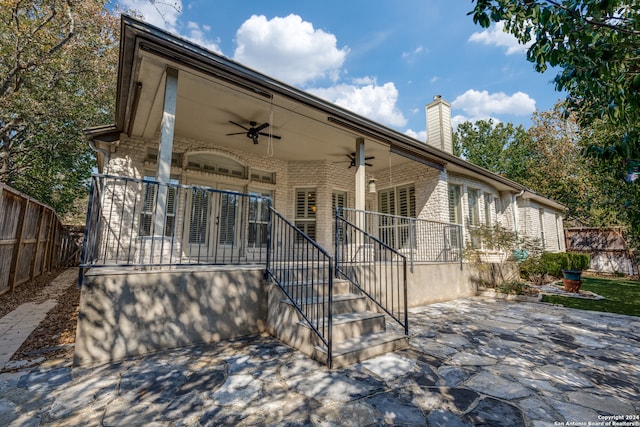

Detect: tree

[453,119,531,179]
[524,104,598,221]
[469,1,640,164]
[580,117,640,246]
[0,0,118,214]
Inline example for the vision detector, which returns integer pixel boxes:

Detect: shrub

[520,252,591,280]
[541,252,566,277]
[568,253,590,271]
[498,281,526,295]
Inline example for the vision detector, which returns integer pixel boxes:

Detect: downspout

[88,139,110,175]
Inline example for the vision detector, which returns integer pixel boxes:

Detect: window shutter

[468,188,480,226]
[484,193,492,226]
[397,185,415,217]
[448,185,461,224]
[218,193,237,245]
[189,189,209,244]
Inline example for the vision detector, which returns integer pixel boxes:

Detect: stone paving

[1,297,639,426]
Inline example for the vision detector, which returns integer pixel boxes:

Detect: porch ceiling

[109,16,559,204]
[131,52,403,173]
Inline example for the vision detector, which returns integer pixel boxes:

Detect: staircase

[267,278,408,369]
[266,207,409,369]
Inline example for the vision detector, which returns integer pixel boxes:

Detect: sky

[115,0,564,141]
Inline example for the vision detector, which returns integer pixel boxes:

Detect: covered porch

[77,16,477,368]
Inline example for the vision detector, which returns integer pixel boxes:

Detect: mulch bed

[0,268,80,371]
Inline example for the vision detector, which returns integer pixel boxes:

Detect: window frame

[295,188,317,240]
[139,175,179,237]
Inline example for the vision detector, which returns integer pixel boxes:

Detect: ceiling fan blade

[254,122,270,132]
[229,120,249,131]
[226,132,247,136]
[258,132,282,139]
[365,162,373,167]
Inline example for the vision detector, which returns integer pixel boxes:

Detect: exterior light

[368,178,377,193]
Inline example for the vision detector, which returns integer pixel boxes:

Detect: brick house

[75,16,566,368]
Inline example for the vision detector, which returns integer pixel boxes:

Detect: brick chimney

[426,95,453,154]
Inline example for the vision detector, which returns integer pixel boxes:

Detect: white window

[295,189,316,240]
[484,193,493,226]
[332,190,347,243]
[185,153,246,178]
[539,208,546,249]
[250,169,276,184]
[448,184,462,224]
[378,184,415,249]
[248,189,272,248]
[468,188,481,226]
[146,148,183,167]
[188,188,209,244]
[140,176,178,237]
[378,184,415,217]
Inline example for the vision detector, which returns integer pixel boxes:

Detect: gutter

[84,125,121,174]
[88,139,110,174]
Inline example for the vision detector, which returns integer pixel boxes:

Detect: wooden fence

[565,227,638,276]
[0,183,80,295]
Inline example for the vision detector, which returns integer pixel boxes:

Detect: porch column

[355,137,366,229]
[154,67,178,234]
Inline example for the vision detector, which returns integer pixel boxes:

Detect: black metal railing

[266,207,334,367]
[339,208,463,269]
[79,174,271,275]
[335,213,408,335]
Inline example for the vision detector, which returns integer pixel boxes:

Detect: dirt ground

[0,268,80,371]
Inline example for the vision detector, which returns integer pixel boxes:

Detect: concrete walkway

[1,297,639,426]
[0,269,77,371]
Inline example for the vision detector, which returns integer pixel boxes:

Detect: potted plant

[560,252,591,293]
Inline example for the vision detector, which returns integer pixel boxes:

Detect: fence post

[30,204,46,281]
[9,197,28,292]
[44,210,55,273]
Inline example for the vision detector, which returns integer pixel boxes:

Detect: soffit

[129,48,404,172]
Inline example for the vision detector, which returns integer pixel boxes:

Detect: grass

[541,275,640,317]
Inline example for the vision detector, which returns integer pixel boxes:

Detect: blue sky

[117,0,563,141]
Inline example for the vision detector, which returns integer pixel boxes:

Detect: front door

[185,178,244,261]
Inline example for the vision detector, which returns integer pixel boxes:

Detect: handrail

[338,207,463,270]
[78,174,272,277]
[266,206,334,367]
[335,213,408,335]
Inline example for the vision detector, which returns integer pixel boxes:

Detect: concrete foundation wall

[407,263,477,306]
[75,262,481,366]
[74,267,267,366]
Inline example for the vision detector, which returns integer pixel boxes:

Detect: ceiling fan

[226,121,282,144]
[346,152,375,168]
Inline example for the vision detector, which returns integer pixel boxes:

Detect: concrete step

[278,279,353,298]
[283,293,368,315]
[313,331,409,369]
[300,311,386,343]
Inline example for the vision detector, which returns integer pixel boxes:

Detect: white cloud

[118,0,182,32]
[185,21,221,53]
[309,79,407,128]
[405,129,427,142]
[401,46,424,62]
[117,0,221,53]
[233,14,348,86]
[468,21,533,55]
[450,114,501,130]
[452,89,536,118]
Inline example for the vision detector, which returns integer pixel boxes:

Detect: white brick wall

[519,198,565,252]
[101,135,565,260]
